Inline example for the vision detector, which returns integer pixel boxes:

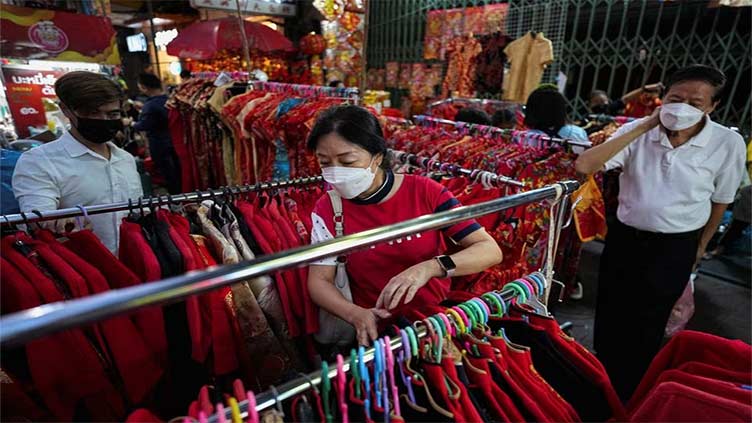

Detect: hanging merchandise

[389,118,586,296]
[503,31,554,103]
[475,32,514,96]
[317,0,365,86]
[385,62,399,88]
[423,3,510,61]
[441,35,483,98]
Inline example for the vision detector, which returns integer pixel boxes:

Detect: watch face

[438,255,456,271]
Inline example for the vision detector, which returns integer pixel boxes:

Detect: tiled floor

[552,241,752,351]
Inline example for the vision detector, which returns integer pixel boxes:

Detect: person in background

[179,69,192,80]
[589,82,664,117]
[12,71,143,253]
[328,80,345,89]
[524,85,589,143]
[125,73,181,194]
[454,107,492,126]
[575,64,746,400]
[492,108,516,129]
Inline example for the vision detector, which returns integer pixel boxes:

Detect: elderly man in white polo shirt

[576,64,746,400]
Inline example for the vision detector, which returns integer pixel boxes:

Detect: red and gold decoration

[1,5,120,64]
[423,3,509,60]
[315,0,366,87]
[299,33,326,56]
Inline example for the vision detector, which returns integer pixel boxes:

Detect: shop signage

[1,65,65,138]
[189,0,297,17]
[1,5,120,65]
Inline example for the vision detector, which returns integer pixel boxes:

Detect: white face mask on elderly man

[659,102,705,131]
[321,158,377,199]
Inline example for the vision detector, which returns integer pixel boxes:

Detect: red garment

[464,355,524,422]
[312,175,481,317]
[63,229,168,364]
[629,381,752,422]
[508,311,626,420]
[157,210,206,366]
[119,219,163,282]
[652,369,752,406]
[0,237,125,421]
[190,234,240,375]
[421,361,484,423]
[169,107,196,192]
[239,199,304,336]
[35,230,163,404]
[126,408,164,423]
[677,361,751,385]
[487,334,581,422]
[628,330,752,411]
[472,339,556,422]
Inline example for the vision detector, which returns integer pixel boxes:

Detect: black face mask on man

[74,116,123,144]
[591,103,610,114]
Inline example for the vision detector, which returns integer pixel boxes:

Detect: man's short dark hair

[491,109,515,127]
[590,89,608,100]
[138,73,163,90]
[665,65,726,101]
[454,107,491,126]
[180,70,192,79]
[55,71,123,114]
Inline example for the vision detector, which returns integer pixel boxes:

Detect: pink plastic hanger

[384,336,402,417]
[246,391,258,423]
[336,354,349,423]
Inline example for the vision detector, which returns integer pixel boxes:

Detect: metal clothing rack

[211,289,523,422]
[413,115,592,148]
[0,176,324,226]
[427,97,523,111]
[389,149,525,188]
[249,81,360,101]
[0,180,579,347]
[587,114,636,124]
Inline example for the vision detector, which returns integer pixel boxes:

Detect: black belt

[613,219,702,241]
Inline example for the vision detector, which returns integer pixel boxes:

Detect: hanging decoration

[316,0,366,87]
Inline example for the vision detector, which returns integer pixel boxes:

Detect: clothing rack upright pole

[0,181,579,347]
[412,115,593,148]
[0,176,324,226]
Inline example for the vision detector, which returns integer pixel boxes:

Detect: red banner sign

[2,65,65,138]
[1,5,120,65]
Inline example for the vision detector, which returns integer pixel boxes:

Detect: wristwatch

[435,255,456,278]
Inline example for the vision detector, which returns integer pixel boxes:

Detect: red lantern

[300,33,326,56]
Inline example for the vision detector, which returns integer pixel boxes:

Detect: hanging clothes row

[0,180,579,423]
[167,79,358,193]
[387,120,582,296]
[196,273,626,423]
[1,177,327,421]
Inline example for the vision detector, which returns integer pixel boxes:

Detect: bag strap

[327,190,347,263]
[327,190,344,237]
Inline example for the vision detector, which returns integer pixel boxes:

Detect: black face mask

[591,103,609,114]
[74,116,123,144]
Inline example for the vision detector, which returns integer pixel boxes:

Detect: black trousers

[151,145,182,195]
[594,219,701,402]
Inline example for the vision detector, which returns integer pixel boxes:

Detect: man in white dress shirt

[13,71,143,253]
[575,65,746,400]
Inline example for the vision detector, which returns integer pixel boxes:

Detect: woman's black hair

[306,105,391,168]
[524,85,569,137]
[455,107,492,125]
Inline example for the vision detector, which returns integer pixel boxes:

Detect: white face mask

[659,102,705,131]
[322,158,377,199]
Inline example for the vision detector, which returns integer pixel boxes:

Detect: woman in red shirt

[307,105,502,346]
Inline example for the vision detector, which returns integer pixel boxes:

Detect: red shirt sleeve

[423,177,482,243]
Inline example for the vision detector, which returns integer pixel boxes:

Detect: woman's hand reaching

[348,306,391,346]
[375,260,443,311]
